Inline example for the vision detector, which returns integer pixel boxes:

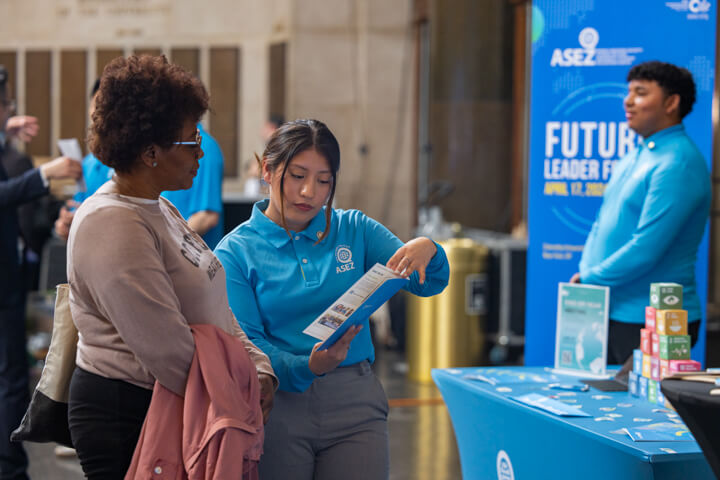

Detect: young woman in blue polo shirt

[215,119,449,480]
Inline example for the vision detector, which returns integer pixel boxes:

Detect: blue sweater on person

[579,124,710,324]
[215,200,450,392]
[73,153,113,204]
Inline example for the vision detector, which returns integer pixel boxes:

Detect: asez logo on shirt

[335,245,355,274]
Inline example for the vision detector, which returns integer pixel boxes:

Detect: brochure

[57,138,86,192]
[511,393,591,417]
[303,263,408,350]
[623,423,695,442]
[463,368,557,385]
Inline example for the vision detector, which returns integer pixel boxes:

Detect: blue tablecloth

[432,367,715,480]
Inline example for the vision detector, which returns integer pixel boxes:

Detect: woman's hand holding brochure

[303,264,408,351]
[309,325,363,376]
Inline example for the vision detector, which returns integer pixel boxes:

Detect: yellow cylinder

[406,238,488,383]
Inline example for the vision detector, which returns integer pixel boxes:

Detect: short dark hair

[88,55,209,173]
[627,61,696,119]
[261,118,340,242]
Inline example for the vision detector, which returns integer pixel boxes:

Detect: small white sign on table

[554,283,610,378]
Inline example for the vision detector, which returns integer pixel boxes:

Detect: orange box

[642,353,652,378]
[656,310,688,335]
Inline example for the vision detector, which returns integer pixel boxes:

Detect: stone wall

[287,0,416,237]
[0,0,417,238]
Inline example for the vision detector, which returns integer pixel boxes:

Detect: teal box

[628,371,639,397]
[650,283,683,309]
[659,335,691,360]
[648,379,659,404]
[633,349,643,374]
[638,376,649,398]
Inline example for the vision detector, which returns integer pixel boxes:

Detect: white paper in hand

[57,138,86,192]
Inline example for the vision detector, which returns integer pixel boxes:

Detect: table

[432,367,715,480]
[662,379,720,479]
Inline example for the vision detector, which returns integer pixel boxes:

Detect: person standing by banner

[570,61,710,365]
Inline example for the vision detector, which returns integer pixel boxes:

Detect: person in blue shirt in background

[56,82,225,249]
[215,119,449,480]
[571,61,711,365]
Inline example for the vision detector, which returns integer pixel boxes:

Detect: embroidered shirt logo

[335,245,355,273]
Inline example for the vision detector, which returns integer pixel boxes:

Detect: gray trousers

[259,360,389,480]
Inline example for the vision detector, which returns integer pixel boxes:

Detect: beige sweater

[67,181,275,396]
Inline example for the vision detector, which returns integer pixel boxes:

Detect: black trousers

[607,319,701,365]
[0,306,29,480]
[68,367,152,480]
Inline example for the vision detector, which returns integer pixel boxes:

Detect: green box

[648,379,658,404]
[659,335,691,360]
[650,283,683,309]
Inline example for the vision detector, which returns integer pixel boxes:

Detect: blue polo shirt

[215,200,449,392]
[161,123,225,249]
[579,124,710,323]
[73,153,113,203]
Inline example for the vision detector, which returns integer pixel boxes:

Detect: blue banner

[526,1,716,366]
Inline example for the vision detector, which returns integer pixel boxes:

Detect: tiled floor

[24,348,461,480]
[26,443,84,480]
[376,349,462,480]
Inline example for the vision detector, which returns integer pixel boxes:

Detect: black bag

[11,284,77,447]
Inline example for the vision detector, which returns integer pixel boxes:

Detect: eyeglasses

[172,129,202,148]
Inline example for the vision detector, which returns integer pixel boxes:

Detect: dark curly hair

[259,119,340,242]
[88,55,209,173]
[627,61,696,119]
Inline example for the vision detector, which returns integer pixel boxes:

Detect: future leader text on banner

[525,1,716,366]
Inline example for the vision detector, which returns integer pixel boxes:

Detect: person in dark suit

[0,65,81,480]
[1,123,63,292]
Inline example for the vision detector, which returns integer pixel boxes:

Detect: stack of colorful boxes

[628,283,701,404]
